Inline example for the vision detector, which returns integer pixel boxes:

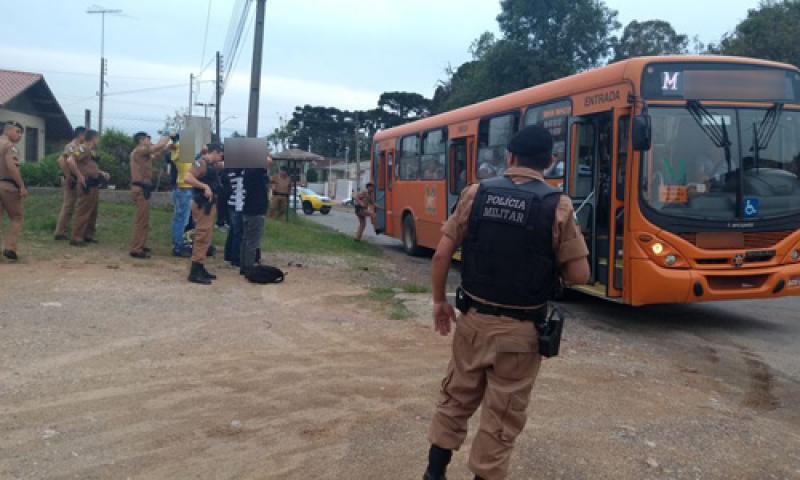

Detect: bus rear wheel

[402,215,423,256]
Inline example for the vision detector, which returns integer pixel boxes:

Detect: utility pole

[247,0,267,138]
[87,6,122,134]
[188,73,194,115]
[215,51,222,143]
[355,122,361,190]
[84,109,91,129]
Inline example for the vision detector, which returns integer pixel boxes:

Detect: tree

[159,109,187,136]
[497,0,620,74]
[717,0,800,67]
[306,168,319,183]
[377,92,431,119]
[612,20,689,62]
[432,0,620,113]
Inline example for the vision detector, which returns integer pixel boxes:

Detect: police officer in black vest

[423,125,590,480]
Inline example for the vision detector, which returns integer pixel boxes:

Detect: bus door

[610,109,631,298]
[570,111,614,293]
[373,147,389,234]
[447,137,471,215]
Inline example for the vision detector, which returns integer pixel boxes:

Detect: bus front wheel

[402,215,423,256]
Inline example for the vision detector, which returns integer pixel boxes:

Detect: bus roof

[374,55,799,142]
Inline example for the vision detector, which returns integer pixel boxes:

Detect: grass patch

[389,302,414,321]
[401,283,430,294]
[369,287,396,302]
[368,286,419,321]
[10,192,381,259]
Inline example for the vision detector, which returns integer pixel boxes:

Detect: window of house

[398,135,419,180]
[25,126,38,163]
[477,113,518,179]
[420,129,446,180]
[524,100,572,178]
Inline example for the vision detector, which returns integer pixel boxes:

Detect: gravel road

[1,217,799,479]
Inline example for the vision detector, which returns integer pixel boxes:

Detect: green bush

[99,129,134,189]
[20,152,63,187]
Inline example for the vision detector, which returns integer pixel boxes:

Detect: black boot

[423,444,452,480]
[200,264,217,280]
[188,262,211,285]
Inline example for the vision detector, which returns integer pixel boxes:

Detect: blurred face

[207,151,222,164]
[143,136,152,146]
[4,126,23,143]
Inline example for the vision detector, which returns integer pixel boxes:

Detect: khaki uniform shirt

[75,146,100,178]
[0,135,21,192]
[443,166,589,266]
[271,174,291,194]
[130,145,159,184]
[356,189,374,208]
[58,140,79,177]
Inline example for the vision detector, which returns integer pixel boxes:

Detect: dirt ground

[1,246,799,480]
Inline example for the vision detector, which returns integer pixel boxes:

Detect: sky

[1,0,762,140]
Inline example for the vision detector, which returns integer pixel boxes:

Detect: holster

[83,176,107,194]
[68,175,78,189]
[455,286,472,314]
[536,307,564,358]
[133,182,155,200]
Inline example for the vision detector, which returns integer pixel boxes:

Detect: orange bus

[371,56,800,306]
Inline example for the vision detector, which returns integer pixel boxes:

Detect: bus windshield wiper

[751,103,784,172]
[686,100,733,173]
[686,100,741,217]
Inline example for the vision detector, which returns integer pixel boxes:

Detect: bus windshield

[641,106,800,221]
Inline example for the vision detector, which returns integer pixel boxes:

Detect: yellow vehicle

[295,187,333,215]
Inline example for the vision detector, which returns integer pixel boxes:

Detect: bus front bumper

[629,258,800,306]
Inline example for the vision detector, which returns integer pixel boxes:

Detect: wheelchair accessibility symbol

[744,198,759,218]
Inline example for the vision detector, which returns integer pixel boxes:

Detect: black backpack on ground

[245,265,285,284]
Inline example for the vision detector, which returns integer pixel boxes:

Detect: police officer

[268,166,291,219]
[129,132,170,259]
[422,125,590,480]
[0,121,27,261]
[68,130,109,247]
[54,127,86,240]
[183,143,224,284]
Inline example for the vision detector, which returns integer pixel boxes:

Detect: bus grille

[679,231,794,250]
[707,275,768,290]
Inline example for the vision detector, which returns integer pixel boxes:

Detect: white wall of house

[0,108,46,163]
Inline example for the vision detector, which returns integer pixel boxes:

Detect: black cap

[3,120,24,130]
[507,125,553,157]
[206,143,223,153]
[133,131,150,143]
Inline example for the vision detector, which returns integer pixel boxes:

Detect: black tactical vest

[461,176,562,308]
[192,159,222,203]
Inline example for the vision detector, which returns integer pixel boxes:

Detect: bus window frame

[476,110,521,180]
[420,127,448,181]
[397,134,420,181]
[523,98,572,180]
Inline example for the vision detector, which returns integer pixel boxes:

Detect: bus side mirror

[632,114,652,152]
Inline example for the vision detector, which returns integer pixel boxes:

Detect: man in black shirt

[240,155,272,274]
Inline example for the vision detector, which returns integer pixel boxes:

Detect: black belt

[456,287,546,324]
[0,177,20,189]
[273,192,289,197]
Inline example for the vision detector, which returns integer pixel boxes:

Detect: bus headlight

[637,233,687,269]
[652,243,664,256]
[792,250,799,262]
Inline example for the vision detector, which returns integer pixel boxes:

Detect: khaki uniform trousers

[0,186,23,252]
[71,187,99,242]
[428,309,542,480]
[54,178,77,237]
[269,195,288,218]
[130,187,150,254]
[191,202,216,263]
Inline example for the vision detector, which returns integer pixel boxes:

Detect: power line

[200,0,214,69]
[104,83,190,97]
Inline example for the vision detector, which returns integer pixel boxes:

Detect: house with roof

[0,69,73,163]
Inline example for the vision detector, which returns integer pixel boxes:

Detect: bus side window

[617,117,630,201]
[398,135,419,180]
[524,100,571,180]
[477,113,518,179]
[387,153,394,190]
[421,129,447,180]
[573,123,596,198]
